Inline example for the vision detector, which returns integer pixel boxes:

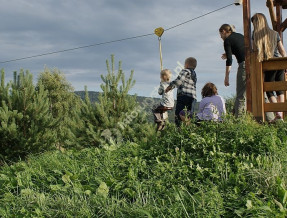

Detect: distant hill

[75,91,199,123]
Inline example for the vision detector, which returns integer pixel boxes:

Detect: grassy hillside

[1,63,284,217]
[1,115,287,217]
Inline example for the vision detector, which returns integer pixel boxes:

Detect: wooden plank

[274,0,287,8]
[262,57,287,70]
[264,57,287,61]
[243,0,252,112]
[280,18,287,32]
[266,0,277,29]
[264,102,287,112]
[264,81,287,91]
[251,52,265,121]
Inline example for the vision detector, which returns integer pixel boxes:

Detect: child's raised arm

[165,70,187,93]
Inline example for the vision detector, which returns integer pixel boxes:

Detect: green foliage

[1,115,287,217]
[0,70,57,162]
[225,95,236,114]
[37,68,83,148]
[79,55,154,147]
[1,56,286,216]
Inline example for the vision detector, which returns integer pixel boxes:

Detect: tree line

[0,55,153,163]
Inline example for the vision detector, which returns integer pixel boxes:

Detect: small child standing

[165,57,197,127]
[152,69,174,131]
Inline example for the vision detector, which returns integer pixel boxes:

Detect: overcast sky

[0,0,285,100]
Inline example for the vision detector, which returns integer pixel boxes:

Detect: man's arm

[225,66,231,87]
[224,40,233,66]
[278,41,287,57]
[223,39,232,87]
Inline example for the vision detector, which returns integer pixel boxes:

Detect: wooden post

[276,3,283,38]
[243,0,252,112]
[275,2,285,118]
[280,18,287,32]
[250,52,265,122]
[267,0,278,29]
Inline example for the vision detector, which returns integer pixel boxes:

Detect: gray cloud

[0,0,285,99]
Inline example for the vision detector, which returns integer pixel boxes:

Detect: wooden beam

[243,0,252,112]
[264,81,287,91]
[280,18,287,32]
[251,52,265,122]
[266,0,278,29]
[262,57,287,70]
[264,102,287,112]
[276,3,283,38]
[274,0,287,8]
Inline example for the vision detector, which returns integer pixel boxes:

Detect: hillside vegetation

[1,117,287,217]
[0,56,287,217]
[74,91,169,123]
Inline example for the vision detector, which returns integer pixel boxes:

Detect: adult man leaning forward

[219,24,246,117]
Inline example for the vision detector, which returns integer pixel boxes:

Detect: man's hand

[224,76,230,87]
[221,53,227,60]
[165,86,172,93]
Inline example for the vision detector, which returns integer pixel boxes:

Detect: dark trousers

[234,61,246,118]
[265,70,284,98]
[175,95,196,127]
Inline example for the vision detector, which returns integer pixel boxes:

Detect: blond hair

[185,57,197,69]
[160,69,172,82]
[251,13,278,62]
[230,25,236,32]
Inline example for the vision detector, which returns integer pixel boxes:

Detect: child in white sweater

[152,69,174,130]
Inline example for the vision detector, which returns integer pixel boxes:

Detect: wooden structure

[266,0,287,38]
[243,0,287,122]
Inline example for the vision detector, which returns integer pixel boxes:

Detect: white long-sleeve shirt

[158,81,174,108]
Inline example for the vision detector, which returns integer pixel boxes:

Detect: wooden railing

[250,53,287,122]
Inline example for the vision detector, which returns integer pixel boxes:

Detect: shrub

[37,68,83,148]
[0,70,57,162]
[79,55,154,147]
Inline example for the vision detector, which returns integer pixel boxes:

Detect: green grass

[1,115,287,217]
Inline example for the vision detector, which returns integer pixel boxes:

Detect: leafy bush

[1,115,287,217]
[38,68,83,148]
